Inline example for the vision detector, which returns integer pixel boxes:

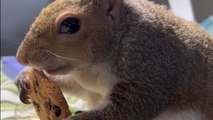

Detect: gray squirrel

[15,0,213,120]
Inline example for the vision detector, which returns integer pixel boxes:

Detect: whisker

[43,49,81,61]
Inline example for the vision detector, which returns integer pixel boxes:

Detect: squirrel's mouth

[44,65,72,75]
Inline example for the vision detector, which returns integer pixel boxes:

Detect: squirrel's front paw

[65,115,81,120]
[15,68,31,104]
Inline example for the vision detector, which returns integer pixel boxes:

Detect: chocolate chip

[35,79,39,87]
[33,81,38,94]
[52,105,61,117]
[33,101,40,112]
[44,101,52,110]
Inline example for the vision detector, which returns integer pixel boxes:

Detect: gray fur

[16,0,213,120]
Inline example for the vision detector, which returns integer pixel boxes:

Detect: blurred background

[1,0,213,120]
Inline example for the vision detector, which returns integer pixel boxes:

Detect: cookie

[29,69,71,120]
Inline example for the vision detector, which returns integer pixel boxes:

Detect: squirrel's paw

[65,115,81,120]
[15,68,31,104]
[65,112,88,120]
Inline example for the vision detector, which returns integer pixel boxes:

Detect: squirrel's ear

[99,0,123,24]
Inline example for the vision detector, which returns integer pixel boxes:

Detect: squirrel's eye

[59,17,81,34]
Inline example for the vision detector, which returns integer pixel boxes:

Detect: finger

[75,111,83,115]
[19,87,31,104]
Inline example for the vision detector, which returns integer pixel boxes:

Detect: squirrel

[15,0,213,120]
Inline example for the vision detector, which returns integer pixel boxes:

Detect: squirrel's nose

[16,47,29,66]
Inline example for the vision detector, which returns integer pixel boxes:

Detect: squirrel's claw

[65,112,88,120]
[15,70,31,104]
[74,111,84,115]
[64,116,78,120]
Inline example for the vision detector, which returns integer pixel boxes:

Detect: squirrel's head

[16,0,123,74]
